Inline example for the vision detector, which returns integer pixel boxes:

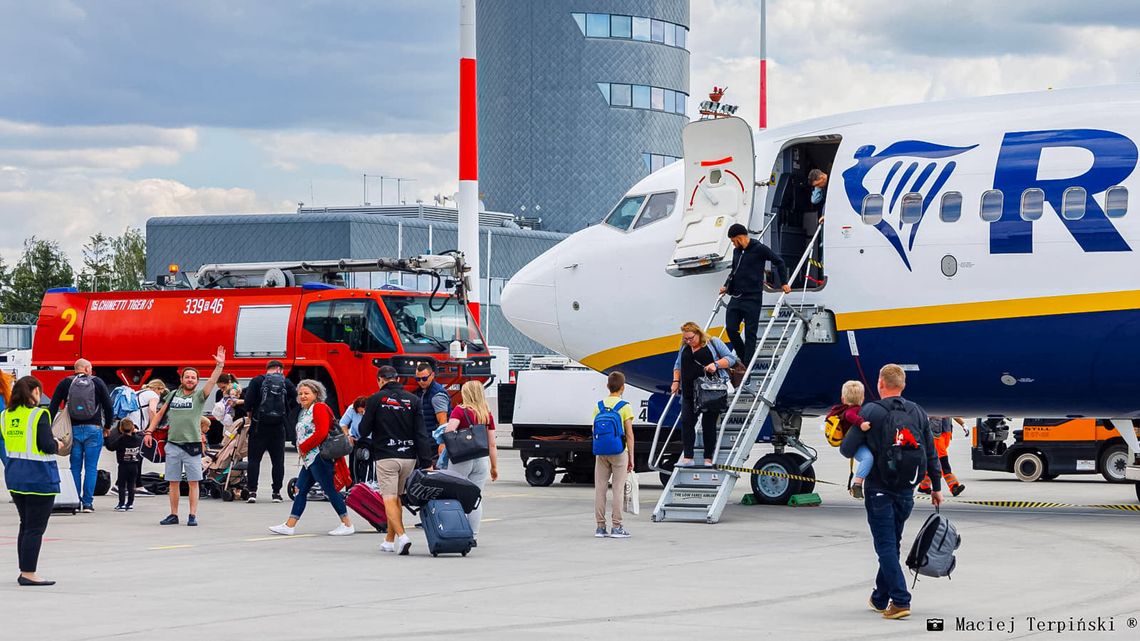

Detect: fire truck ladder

[648,226,826,524]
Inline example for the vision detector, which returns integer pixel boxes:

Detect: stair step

[662,503,712,511]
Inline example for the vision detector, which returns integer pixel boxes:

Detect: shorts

[165,443,204,482]
[376,458,415,497]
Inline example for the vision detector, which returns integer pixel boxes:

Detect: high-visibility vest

[2,405,58,495]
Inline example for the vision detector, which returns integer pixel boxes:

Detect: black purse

[317,404,353,461]
[443,409,491,463]
[693,375,729,414]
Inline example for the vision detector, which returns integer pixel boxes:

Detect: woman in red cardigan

[268,379,354,536]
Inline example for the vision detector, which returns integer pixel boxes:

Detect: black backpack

[258,373,288,421]
[67,374,101,423]
[869,397,927,491]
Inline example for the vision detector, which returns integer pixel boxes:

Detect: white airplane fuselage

[501,85,1140,418]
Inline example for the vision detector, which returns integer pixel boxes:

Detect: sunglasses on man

[414,375,432,382]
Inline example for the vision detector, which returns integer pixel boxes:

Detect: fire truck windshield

[383,295,486,354]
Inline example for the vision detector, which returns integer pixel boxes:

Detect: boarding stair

[649,226,828,523]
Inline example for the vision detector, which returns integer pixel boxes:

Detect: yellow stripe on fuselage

[579,291,1140,372]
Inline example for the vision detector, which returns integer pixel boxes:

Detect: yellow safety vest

[2,406,52,461]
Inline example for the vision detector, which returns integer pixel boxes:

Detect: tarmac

[2,424,1139,641]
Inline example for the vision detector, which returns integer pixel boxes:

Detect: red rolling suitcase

[346,483,388,533]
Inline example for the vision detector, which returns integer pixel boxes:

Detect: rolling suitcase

[52,474,81,515]
[403,468,481,514]
[421,499,474,557]
[346,483,388,533]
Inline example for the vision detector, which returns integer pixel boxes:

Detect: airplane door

[670,116,755,272]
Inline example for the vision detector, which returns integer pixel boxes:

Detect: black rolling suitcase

[403,468,481,514]
[421,499,474,557]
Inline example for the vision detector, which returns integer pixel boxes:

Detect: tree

[111,227,147,291]
[0,256,10,323]
[1,237,75,317]
[78,232,116,293]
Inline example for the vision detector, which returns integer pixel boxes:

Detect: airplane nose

[501,245,565,354]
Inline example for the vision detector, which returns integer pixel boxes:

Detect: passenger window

[861,194,884,225]
[1105,186,1128,218]
[603,195,645,230]
[980,190,1003,222]
[940,191,962,222]
[900,192,923,224]
[634,192,676,229]
[1020,188,1044,221]
[1062,186,1086,220]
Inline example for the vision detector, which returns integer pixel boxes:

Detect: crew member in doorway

[719,224,790,368]
[808,169,828,218]
[919,417,967,496]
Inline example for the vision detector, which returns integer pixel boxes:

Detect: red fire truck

[30,255,492,412]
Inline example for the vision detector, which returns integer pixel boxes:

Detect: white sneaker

[379,541,396,553]
[397,533,412,555]
[268,523,295,536]
[328,523,355,536]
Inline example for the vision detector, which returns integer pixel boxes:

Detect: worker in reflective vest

[1,376,63,587]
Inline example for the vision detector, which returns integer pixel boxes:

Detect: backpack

[869,397,926,491]
[67,374,101,423]
[111,386,140,421]
[823,404,847,447]
[592,400,628,456]
[906,508,961,585]
[258,373,288,421]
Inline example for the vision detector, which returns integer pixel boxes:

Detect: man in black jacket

[49,359,113,512]
[840,364,943,621]
[357,365,433,556]
[719,223,791,368]
[243,360,297,504]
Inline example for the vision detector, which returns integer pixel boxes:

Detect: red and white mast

[459,0,481,321]
[758,0,767,129]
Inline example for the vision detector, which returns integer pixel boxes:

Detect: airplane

[500,84,1140,515]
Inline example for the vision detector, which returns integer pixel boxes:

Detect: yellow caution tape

[714,463,843,486]
[808,258,824,269]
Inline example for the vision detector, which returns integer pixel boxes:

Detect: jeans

[247,422,286,495]
[725,295,764,366]
[11,492,54,573]
[865,486,915,608]
[447,456,490,535]
[70,424,104,507]
[289,456,347,520]
[680,398,719,460]
[853,445,874,478]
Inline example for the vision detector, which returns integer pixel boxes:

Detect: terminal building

[478,0,690,233]
[145,206,567,358]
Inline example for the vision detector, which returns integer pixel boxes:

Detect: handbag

[51,409,73,457]
[443,408,490,463]
[318,404,353,461]
[693,375,729,414]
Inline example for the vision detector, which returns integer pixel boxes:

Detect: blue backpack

[592,400,628,456]
[111,386,140,421]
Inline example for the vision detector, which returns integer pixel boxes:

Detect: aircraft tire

[1013,451,1046,482]
[1099,444,1129,483]
[749,453,802,504]
[785,453,817,494]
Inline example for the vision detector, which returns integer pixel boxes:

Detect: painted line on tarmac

[243,534,318,542]
[149,544,194,551]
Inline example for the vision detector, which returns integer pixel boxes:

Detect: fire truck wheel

[1099,444,1129,483]
[1013,451,1046,482]
[524,459,556,487]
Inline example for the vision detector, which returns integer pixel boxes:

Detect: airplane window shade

[861,194,884,225]
[1062,186,1087,220]
[1020,188,1045,221]
[980,190,1003,223]
[634,191,677,229]
[900,192,923,224]
[940,191,963,222]
[604,195,645,230]
[1105,186,1128,218]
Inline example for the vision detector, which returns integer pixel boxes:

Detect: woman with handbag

[670,322,737,466]
[268,379,354,536]
[442,381,498,541]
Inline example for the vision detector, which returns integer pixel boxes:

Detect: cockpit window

[633,191,677,229]
[603,195,645,230]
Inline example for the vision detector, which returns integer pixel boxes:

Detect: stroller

[202,418,251,501]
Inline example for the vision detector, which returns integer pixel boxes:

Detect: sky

[1,0,1139,268]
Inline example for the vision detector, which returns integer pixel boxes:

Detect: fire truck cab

[31,255,491,413]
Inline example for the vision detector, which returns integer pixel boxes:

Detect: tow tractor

[973,417,1139,484]
[31,253,492,411]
